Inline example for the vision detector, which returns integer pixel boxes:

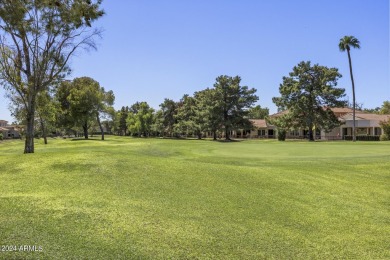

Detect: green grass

[0,137,389,259]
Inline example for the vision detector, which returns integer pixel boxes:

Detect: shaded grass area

[0,137,389,259]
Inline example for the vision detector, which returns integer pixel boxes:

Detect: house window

[289,130,300,136]
[258,130,266,136]
[357,128,368,135]
[375,128,382,136]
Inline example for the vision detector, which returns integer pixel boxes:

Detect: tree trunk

[308,128,314,141]
[213,130,217,140]
[225,128,230,141]
[96,113,104,140]
[82,124,89,139]
[197,132,202,139]
[24,107,35,153]
[307,119,315,141]
[39,116,48,145]
[347,49,356,142]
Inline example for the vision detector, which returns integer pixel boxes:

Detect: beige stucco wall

[321,127,341,139]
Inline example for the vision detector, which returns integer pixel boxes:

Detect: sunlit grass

[0,137,389,259]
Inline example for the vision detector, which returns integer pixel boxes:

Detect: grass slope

[0,137,389,259]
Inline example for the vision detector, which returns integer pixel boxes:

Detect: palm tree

[339,36,360,142]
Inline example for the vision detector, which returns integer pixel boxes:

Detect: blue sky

[0,0,389,123]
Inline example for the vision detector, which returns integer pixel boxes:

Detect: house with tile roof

[0,120,22,139]
[220,108,390,140]
[338,112,390,138]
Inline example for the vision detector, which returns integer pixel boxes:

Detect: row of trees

[0,0,382,153]
[113,75,262,140]
[10,77,115,143]
[6,58,389,150]
[8,75,264,143]
[33,65,387,145]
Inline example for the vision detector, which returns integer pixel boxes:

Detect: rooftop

[341,113,390,121]
[250,119,268,128]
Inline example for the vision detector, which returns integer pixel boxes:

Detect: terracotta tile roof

[327,107,354,113]
[341,113,390,121]
[270,107,363,117]
[250,119,268,128]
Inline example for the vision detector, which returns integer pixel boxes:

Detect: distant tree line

[10,77,115,142]
[8,70,390,145]
[112,75,262,140]
[9,75,267,142]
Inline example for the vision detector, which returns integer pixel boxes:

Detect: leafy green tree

[339,36,360,142]
[174,95,198,137]
[267,113,294,141]
[248,105,269,119]
[36,91,57,144]
[56,77,113,140]
[213,75,258,140]
[129,102,144,114]
[56,78,98,139]
[158,98,178,137]
[378,101,390,140]
[193,88,220,140]
[152,109,165,136]
[379,119,390,140]
[272,61,346,141]
[117,106,129,136]
[55,80,75,134]
[95,89,115,140]
[126,102,155,137]
[363,107,381,114]
[0,0,104,153]
[379,101,390,114]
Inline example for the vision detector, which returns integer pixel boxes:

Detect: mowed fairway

[0,137,389,259]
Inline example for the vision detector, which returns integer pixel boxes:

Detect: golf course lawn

[0,136,389,259]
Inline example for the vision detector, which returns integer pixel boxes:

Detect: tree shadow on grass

[155,137,242,143]
[70,138,103,141]
[214,139,242,143]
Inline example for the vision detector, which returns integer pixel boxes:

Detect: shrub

[379,119,390,136]
[0,132,3,140]
[380,134,389,141]
[344,135,380,141]
[277,129,286,141]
